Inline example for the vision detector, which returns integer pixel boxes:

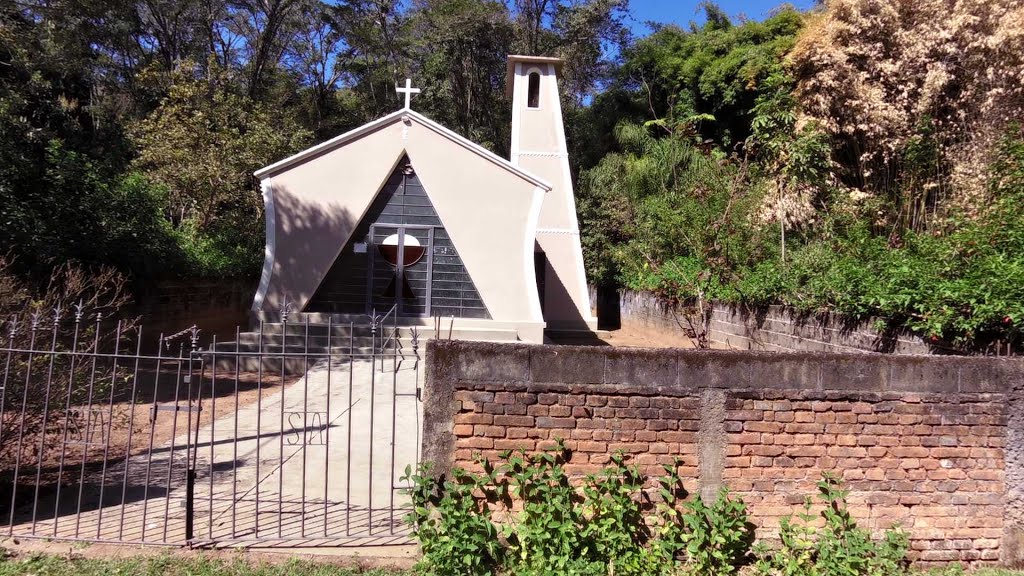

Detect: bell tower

[506,55,595,331]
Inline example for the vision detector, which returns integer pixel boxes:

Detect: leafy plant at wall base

[652,459,690,562]
[653,457,752,576]
[401,463,503,576]
[579,452,656,575]
[403,454,910,576]
[678,489,755,576]
[501,441,587,573]
[754,473,909,576]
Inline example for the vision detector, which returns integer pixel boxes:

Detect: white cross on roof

[396,79,421,110]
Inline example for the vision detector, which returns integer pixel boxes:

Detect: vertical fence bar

[301,316,309,537]
[368,317,376,536]
[8,314,40,535]
[118,326,144,540]
[278,314,287,538]
[208,335,217,540]
[323,316,332,537]
[187,330,203,544]
[162,342,186,543]
[184,340,196,543]
[254,320,264,537]
[345,321,353,537]
[0,317,17,460]
[139,334,166,542]
[0,319,15,533]
[95,320,124,537]
[231,325,240,539]
[52,311,83,537]
[30,310,61,532]
[74,313,104,537]
[251,317,264,532]
[390,318,398,534]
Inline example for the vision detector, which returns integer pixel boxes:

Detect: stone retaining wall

[607,288,935,354]
[130,280,253,346]
[423,341,1024,566]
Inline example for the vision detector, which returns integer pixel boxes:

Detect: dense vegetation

[579,1,1024,352]
[1,0,1022,350]
[0,0,629,286]
[402,446,910,576]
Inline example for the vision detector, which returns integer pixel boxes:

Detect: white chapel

[250,55,595,343]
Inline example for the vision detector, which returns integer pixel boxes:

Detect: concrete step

[208,340,420,356]
[244,323,519,342]
[207,322,519,375]
[207,342,421,374]
[233,333,401,348]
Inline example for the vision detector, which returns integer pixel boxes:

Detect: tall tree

[408,0,515,150]
[614,4,802,149]
[330,0,408,121]
[513,0,556,55]
[131,62,311,273]
[137,0,210,71]
[227,0,304,97]
[286,0,346,136]
[550,0,630,107]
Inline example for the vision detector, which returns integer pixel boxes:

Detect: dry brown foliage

[790,0,1024,225]
[0,258,137,466]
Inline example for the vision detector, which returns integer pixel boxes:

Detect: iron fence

[0,306,421,548]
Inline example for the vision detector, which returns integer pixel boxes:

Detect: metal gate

[0,305,421,547]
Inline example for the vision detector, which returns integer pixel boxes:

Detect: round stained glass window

[379,233,426,266]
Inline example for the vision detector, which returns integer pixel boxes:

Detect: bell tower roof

[505,55,563,97]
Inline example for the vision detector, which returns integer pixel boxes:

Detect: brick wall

[724,390,1005,564]
[424,341,1024,566]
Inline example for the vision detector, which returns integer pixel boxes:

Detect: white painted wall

[252,111,548,341]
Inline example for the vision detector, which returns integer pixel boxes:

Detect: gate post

[185,468,195,541]
[185,327,202,545]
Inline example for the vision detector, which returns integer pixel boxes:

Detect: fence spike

[189,325,201,351]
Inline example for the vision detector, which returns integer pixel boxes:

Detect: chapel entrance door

[369,224,433,317]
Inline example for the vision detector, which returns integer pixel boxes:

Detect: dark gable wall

[305,156,490,318]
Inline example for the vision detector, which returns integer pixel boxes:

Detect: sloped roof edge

[253,109,552,191]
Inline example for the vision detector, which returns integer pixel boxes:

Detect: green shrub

[403,448,752,576]
[502,442,584,572]
[404,453,909,576]
[584,110,1024,353]
[578,453,661,575]
[677,489,754,575]
[753,473,908,576]
[402,462,503,576]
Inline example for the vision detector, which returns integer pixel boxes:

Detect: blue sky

[626,0,818,34]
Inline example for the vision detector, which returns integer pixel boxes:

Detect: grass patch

[0,551,1023,576]
[0,553,409,576]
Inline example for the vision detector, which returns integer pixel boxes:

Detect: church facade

[250,55,595,343]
